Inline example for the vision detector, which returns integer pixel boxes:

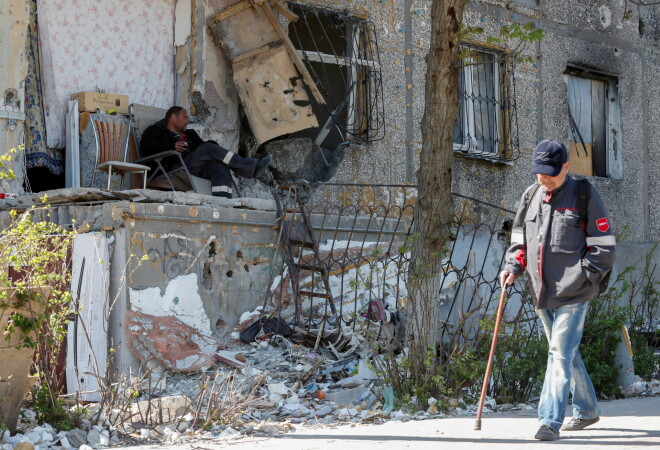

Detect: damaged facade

[0,0,658,403]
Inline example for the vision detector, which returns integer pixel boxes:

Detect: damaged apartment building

[0,0,659,396]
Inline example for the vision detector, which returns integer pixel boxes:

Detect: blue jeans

[536,302,600,432]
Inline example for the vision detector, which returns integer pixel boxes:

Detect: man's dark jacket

[139,118,207,160]
[503,176,616,310]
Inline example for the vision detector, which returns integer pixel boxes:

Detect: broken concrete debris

[3,343,659,449]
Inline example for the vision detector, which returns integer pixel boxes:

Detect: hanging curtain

[24,0,62,175]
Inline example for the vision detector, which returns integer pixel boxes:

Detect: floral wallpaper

[38,0,176,149]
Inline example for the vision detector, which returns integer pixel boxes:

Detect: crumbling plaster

[175,0,241,151]
[0,190,281,374]
[113,200,279,371]
[0,0,29,194]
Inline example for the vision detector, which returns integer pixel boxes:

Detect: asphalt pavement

[120,395,659,449]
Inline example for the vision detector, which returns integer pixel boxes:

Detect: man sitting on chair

[140,106,271,198]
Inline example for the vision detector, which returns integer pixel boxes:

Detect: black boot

[254,155,272,178]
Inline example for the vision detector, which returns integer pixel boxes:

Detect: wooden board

[207,0,281,60]
[568,141,593,177]
[232,46,318,144]
[208,0,322,144]
[66,233,110,402]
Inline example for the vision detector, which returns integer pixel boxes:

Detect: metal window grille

[288,3,385,143]
[454,43,520,162]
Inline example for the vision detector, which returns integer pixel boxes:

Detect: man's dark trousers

[183,143,257,198]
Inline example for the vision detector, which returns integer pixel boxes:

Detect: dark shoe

[561,417,600,431]
[534,425,559,441]
[254,155,272,178]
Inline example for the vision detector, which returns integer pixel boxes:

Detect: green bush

[0,205,80,429]
[493,325,547,404]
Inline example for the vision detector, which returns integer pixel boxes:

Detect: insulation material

[174,0,192,46]
[38,0,176,148]
[208,0,319,144]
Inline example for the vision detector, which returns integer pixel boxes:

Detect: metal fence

[265,182,542,362]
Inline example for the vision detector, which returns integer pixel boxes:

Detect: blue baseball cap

[531,140,568,176]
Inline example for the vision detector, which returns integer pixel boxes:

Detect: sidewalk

[123,395,659,449]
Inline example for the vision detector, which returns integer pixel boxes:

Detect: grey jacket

[504,176,616,309]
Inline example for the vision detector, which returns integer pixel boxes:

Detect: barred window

[453,43,518,162]
[287,3,385,149]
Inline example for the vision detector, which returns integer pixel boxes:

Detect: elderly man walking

[500,140,616,441]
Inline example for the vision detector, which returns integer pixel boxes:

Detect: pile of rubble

[3,336,659,449]
[3,306,659,449]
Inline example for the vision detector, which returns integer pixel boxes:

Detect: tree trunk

[408,0,468,358]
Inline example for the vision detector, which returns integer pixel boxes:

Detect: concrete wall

[105,200,279,373]
[237,0,657,269]
[0,0,29,193]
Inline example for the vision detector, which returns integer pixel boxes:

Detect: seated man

[139,106,271,198]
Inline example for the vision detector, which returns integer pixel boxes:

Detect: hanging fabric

[24,0,61,175]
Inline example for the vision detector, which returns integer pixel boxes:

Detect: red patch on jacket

[596,217,609,232]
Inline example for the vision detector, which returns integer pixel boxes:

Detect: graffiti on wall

[130,231,215,283]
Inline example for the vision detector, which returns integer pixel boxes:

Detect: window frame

[453,42,516,162]
[287,3,384,145]
[564,66,622,179]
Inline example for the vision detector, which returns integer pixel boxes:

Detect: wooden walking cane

[474,285,508,430]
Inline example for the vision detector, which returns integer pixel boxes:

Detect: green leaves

[0,145,20,180]
[458,21,544,66]
[0,207,78,426]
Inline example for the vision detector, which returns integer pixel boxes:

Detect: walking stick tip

[474,419,481,430]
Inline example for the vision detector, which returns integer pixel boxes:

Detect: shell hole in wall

[202,261,212,289]
[244,264,250,272]
[226,270,233,278]
[236,250,243,259]
[215,318,226,333]
[4,88,19,108]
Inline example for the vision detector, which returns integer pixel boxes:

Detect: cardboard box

[71,91,129,114]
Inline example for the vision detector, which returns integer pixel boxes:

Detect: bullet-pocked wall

[180,0,659,246]
[106,200,280,374]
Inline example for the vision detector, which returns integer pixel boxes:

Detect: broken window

[453,43,518,162]
[564,68,622,179]
[287,4,385,149]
